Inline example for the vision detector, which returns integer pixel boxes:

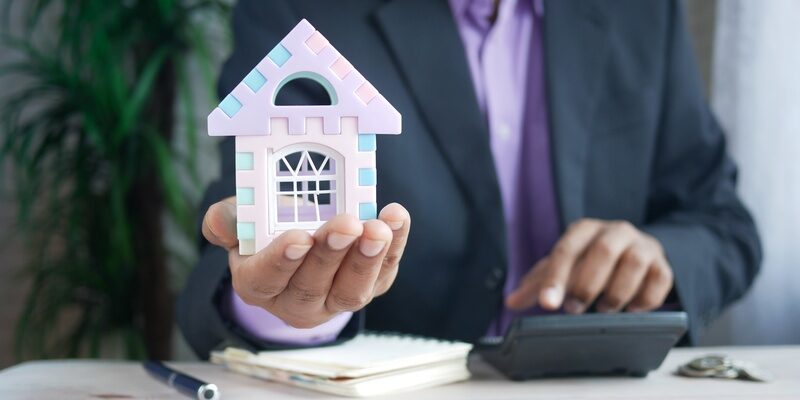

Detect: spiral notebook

[210,333,473,397]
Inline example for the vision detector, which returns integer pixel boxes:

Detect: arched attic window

[273,71,338,106]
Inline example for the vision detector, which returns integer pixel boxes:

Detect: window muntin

[270,144,342,230]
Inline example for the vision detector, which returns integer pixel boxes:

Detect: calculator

[475,312,688,380]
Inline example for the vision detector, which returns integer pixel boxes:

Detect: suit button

[484,267,505,290]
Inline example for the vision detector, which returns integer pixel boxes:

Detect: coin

[712,368,740,380]
[732,361,774,383]
[677,355,772,383]
[677,364,717,378]
[688,355,731,372]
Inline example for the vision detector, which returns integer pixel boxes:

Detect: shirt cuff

[223,285,352,346]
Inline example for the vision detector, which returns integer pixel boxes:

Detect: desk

[0,346,797,399]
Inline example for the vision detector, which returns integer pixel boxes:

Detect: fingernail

[284,244,312,261]
[359,239,386,257]
[596,302,616,313]
[540,286,564,308]
[386,220,404,231]
[627,306,644,313]
[564,298,586,314]
[327,232,357,250]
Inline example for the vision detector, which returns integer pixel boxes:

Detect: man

[178,0,761,358]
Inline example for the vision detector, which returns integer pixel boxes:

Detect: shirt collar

[449,0,545,24]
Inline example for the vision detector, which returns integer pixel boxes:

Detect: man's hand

[202,197,411,328]
[507,219,673,314]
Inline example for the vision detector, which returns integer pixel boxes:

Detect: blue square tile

[237,222,255,240]
[219,94,242,117]
[358,134,376,152]
[268,43,292,67]
[243,68,267,92]
[235,152,254,170]
[358,168,377,186]
[359,202,377,220]
[237,187,255,205]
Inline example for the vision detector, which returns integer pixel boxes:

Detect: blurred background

[0,0,798,368]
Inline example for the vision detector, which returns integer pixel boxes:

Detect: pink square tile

[355,82,378,104]
[304,31,329,54]
[330,57,354,80]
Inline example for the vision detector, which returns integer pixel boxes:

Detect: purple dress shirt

[450,0,560,336]
[225,287,352,345]
[226,0,561,343]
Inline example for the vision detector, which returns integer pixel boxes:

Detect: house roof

[208,19,401,136]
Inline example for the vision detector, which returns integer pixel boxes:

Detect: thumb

[202,197,239,250]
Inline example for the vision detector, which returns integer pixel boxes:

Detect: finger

[505,257,548,310]
[202,197,238,250]
[626,257,674,312]
[278,214,363,313]
[596,240,654,312]
[565,221,639,314]
[231,229,314,308]
[326,220,393,313]
[373,203,411,296]
[508,219,605,311]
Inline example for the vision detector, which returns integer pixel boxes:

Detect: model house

[208,19,402,255]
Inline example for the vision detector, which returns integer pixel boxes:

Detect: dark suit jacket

[177,0,762,359]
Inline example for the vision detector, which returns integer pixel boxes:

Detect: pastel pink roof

[208,19,401,136]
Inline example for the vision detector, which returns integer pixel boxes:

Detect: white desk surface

[0,346,798,399]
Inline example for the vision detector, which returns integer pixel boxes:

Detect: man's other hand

[507,219,673,314]
[202,197,411,328]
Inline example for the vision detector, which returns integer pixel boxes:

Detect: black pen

[143,360,220,400]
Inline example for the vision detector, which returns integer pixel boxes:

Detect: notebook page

[250,333,472,378]
[213,354,470,397]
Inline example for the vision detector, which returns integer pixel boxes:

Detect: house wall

[234,116,377,255]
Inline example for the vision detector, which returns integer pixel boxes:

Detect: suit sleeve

[642,1,762,344]
[176,0,362,359]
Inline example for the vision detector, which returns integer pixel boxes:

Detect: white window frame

[267,143,344,233]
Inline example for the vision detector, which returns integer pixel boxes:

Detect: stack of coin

[676,355,773,382]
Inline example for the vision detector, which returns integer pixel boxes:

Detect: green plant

[0,0,228,359]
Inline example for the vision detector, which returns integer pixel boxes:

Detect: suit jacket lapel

[374,0,507,260]
[543,0,610,225]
